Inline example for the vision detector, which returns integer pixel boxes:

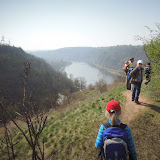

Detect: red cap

[106,100,121,113]
[146,62,150,67]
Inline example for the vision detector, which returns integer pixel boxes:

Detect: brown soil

[121,90,147,124]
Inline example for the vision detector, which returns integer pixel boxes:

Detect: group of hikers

[123,57,151,104]
[95,58,152,160]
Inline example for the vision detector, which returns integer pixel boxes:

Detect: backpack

[127,68,133,80]
[123,66,128,74]
[102,122,129,160]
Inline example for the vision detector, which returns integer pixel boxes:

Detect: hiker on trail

[128,57,134,68]
[130,60,143,104]
[95,100,137,160]
[123,61,129,74]
[145,62,152,85]
[123,57,134,90]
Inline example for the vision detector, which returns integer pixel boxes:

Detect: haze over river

[64,62,117,86]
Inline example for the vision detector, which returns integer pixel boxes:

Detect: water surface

[64,62,116,86]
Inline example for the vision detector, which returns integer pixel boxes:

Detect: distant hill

[28,47,98,62]
[30,45,148,71]
[94,45,149,70]
[0,45,77,112]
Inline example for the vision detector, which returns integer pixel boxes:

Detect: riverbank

[92,61,124,76]
[59,62,72,73]
[64,62,117,86]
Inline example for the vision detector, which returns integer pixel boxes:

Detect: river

[64,62,117,86]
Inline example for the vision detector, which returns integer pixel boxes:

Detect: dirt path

[121,90,148,124]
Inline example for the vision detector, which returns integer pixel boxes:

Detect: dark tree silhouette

[0,61,48,160]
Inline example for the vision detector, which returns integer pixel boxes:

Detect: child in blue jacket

[145,62,152,85]
[95,100,137,160]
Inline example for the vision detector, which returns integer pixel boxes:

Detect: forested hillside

[94,45,149,70]
[29,47,98,62]
[0,45,77,111]
[30,45,148,71]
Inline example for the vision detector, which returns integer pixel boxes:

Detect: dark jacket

[130,66,143,84]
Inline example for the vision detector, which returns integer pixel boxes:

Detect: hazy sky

[1,0,160,50]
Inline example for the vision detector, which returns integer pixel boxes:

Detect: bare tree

[0,61,48,160]
[0,95,18,160]
[79,77,86,90]
[74,77,86,90]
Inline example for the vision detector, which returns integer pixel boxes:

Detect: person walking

[128,57,134,68]
[125,57,134,90]
[145,62,152,85]
[130,60,143,104]
[95,100,137,160]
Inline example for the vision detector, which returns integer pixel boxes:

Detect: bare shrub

[95,79,108,93]
[0,97,18,160]
[115,75,126,83]
[88,84,95,90]
[59,90,71,106]
[60,89,85,106]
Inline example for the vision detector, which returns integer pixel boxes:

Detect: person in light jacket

[130,60,143,104]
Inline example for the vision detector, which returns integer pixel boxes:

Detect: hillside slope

[0,82,159,159]
[0,45,76,110]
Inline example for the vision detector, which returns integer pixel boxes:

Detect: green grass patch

[131,109,160,159]
[1,83,159,159]
[129,82,160,159]
[141,81,160,102]
[0,84,127,160]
